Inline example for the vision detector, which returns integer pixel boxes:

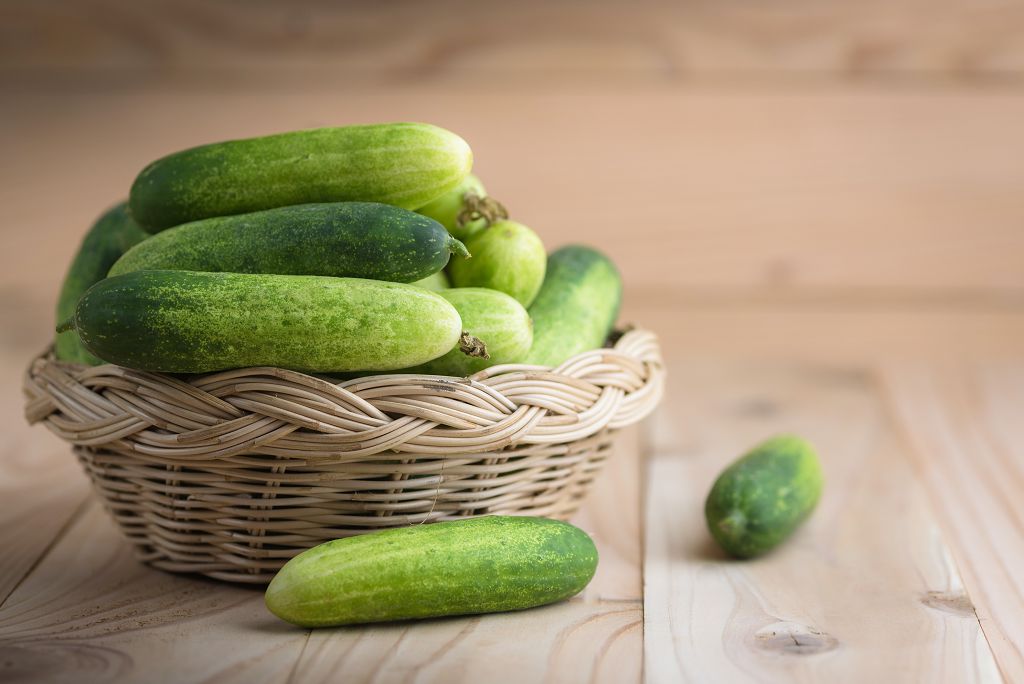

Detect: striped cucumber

[524,245,621,367]
[705,435,824,558]
[58,271,463,373]
[265,516,598,627]
[109,202,468,282]
[55,202,149,364]
[448,220,546,307]
[130,123,473,231]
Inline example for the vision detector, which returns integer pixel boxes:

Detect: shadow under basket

[23,329,664,584]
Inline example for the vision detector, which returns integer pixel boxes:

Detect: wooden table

[2,2,1024,681]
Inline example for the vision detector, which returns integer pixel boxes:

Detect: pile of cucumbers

[55,122,623,375]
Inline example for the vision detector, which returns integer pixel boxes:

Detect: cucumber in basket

[265,516,598,627]
[109,202,468,282]
[449,220,547,307]
[524,245,622,367]
[57,271,464,373]
[55,201,149,365]
[416,173,490,241]
[130,122,473,231]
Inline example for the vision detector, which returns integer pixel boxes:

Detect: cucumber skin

[265,516,598,627]
[523,246,621,367]
[403,288,532,376]
[411,270,449,291]
[416,173,488,241]
[55,202,149,364]
[68,271,462,373]
[449,220,546,307]
[705,435,824,559]
[130,123,473,231]
[109,202,464,283]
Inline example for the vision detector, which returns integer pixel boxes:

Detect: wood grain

[883,362,1024,682]
[643,362,1001,683]
[2,0,1024,85]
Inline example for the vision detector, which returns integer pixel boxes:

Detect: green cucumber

[130,123,473,231]
[416,173,489,241]
[265,516,598,627]
[109,202,467,282]
[402,288,532,376]
[448,220,546,307]
[58,271,462,373]
[523,245,621,367]
[411,270,449,291]
[55,202,149,364]
[705,435,824,558]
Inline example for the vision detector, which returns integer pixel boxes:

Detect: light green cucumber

[109,202,467,282]
[402,288,532,376]
[524,245,621,367]
[448,220,546,307]
[58,271,463,373]
[705,435,824,559]
[411,270,450,291]
[55,202,149,364]
[416,173,490,241]
[265,516,598,627]
[130,123,473,231]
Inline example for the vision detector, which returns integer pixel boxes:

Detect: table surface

[2,2,1024,682]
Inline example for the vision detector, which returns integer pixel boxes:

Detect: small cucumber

[416,173,490,241]
[524,245,621,367]
[411,270,449,291]
[402,288,532,376]
[265,516,598,627]
[130,123,473,231]
[55,202,149,364]
[109,202,467,282]
[448,220,546,307]
[705,435,824,558]
[59,271,462,373]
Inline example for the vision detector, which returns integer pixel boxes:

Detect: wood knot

[921,591,975,617]
[753,621,838,656]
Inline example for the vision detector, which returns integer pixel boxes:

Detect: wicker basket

[23,328,663,583]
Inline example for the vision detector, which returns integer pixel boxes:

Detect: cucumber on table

[448,220,546,307]
[58,271,463,373]
[401,288,532,376]
[109,202,468,282]
[416,173,490,241]
[130,122,473,231]
[265,516,598,627]
[523,245,621,367]
[705,435,824,558]
[55,201,149,365]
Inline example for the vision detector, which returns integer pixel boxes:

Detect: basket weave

[23,329,663,583]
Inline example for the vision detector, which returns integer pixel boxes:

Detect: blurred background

[2,0,1023,367]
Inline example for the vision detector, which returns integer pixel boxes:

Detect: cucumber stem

[56,318,74,334]
[456,193,508,230]
[458,332,489,359]
[449,237,471,259]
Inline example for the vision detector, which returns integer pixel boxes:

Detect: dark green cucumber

[449,220,546,307]
[130,123,473,231]
[402,288,532,376]
[59,271,462,373]
[705,435,824,559]
[416,173,489,241]
[55,202,149,364]
[411,270,449,291]
[523,245,621,367]
[265,516,598,627]
[109,202,467,282]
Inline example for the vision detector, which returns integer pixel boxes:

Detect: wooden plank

[2,0,1023,84]
[0,501,308,684]
[882,362,1024,683]
[643,362,1001,683]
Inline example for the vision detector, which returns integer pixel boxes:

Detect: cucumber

[109,202,467,282]
[402,288,532,376]
[448,220,546,307]
[130,123,473,231]
[411,270,449,291]
[705,435,824,558]
[523,245,621,367]
[265,516,598,627]
[416,173,489,241]
[58,271,462,373]
[55,202,149,364]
